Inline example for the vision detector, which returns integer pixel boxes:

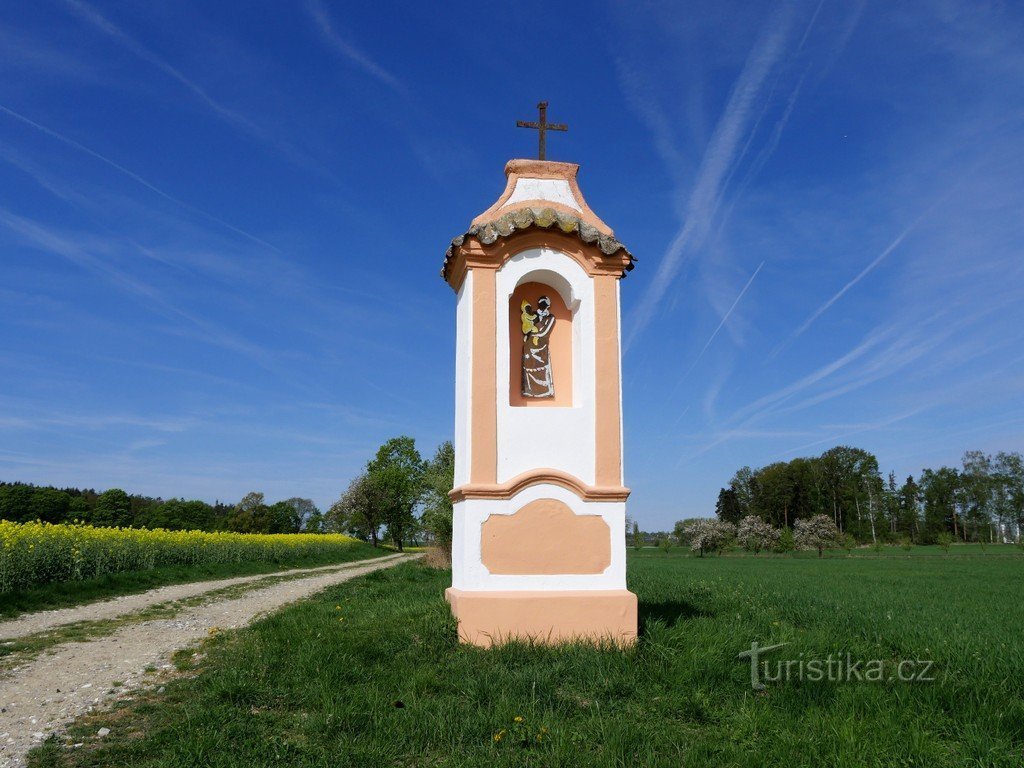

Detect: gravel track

[0,553,406,642]
[0,552,417,768]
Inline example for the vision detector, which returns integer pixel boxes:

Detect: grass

[0,541,386,619]
[30,548,1024,768]
[0,557,390,670]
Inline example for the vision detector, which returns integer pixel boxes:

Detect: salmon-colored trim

[471,159,614,236]
[446,588,637,647]
[480,498,611,575]
[593,275,622,486]
[449,468,629,502]
[470,267,497,484]
[508,281,573,408]
[446,229,632,293]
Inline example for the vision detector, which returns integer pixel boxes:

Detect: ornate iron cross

[516,101,568,161]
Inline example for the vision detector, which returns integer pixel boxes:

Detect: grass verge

[0,542,385,619]
[29,553,1024,768]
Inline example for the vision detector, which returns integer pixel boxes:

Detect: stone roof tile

[442,206,635,281]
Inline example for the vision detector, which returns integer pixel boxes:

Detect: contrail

[671,262,770,399]
[305,0,406,94]
[0,103,279,252]
[624,5,795,350]
[677,260,765,386]
[770,201,942,359]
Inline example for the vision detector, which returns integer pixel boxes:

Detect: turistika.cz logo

[737,641,937,690]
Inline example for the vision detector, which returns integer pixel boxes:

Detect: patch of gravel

[0,553,405,642]
[0,553,418,768]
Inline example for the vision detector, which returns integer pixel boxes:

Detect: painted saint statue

[520,295,555,398]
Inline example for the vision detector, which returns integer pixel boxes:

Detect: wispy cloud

[57,0,329,177]
[304,0,406,94]
[624,4,796,348]
[0,208,274,364]
[60,0,250,124]
[0,103,279,251]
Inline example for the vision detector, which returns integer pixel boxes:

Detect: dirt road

[0,553,416,768]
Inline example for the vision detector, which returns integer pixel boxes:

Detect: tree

[266,501,300,533]
[736,515,780,555]
[794,514,839,558]
[282,498,318,533]
[327,474,383,545]
[29,487,71,524]
[366,436,424,552]
[92,488,132,527]
[898,475,921,542]
[961,451,994,541]
[421,441,455,552]
[714,488,742,525]
[631,521,643,551]
[728,467,756,519]
[679,519,735,557]
[993,451,1023,543]
[921,467,960,542]
[226,491,266,533]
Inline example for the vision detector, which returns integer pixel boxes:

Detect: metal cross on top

[516,101,568,161]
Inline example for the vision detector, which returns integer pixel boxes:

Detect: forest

[713,447,1023,544]
[0,482,318,534]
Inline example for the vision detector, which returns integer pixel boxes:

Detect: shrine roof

[442,159,635,283]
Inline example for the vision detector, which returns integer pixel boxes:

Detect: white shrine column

[441,159,638,647]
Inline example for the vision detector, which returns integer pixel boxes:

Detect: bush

[658,535,673,553]
[775,527,795,554]
[936,532,953,553]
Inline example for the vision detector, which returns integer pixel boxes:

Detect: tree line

[0,482,321,534]
[711,446,1023,544]
[0,435,457,552]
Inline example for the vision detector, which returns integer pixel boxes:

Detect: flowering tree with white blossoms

[793,514,840,558]
[735,515,780,555]
[682,519,736,557]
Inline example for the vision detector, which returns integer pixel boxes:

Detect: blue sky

[1,1,1022,529]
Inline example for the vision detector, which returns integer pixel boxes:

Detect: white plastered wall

[495,248,596,486]
[450,483,626,592]
[453,270,473,486]
[504,178,581,210]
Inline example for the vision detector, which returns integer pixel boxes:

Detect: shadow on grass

[638,598,713,634]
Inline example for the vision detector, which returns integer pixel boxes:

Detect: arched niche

[508,270,576,407]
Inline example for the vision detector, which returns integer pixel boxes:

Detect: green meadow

[32,547,1024,767]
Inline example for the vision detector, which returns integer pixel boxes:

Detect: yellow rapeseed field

[0,520,360,593]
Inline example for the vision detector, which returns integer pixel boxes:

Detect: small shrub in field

[900,537,913,551]
[872,539,884,554]
[681,519,736,557]
[937,532,953,553]
[735,516,779,555]
[775,527,795,553]
[658,535,673,553]
[793,515,839,558]
[841,533,857,554]
[632,522,643,551]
